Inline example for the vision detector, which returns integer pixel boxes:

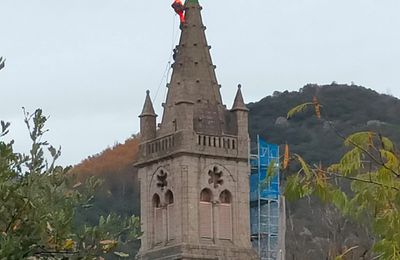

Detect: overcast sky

[1,0,400,166]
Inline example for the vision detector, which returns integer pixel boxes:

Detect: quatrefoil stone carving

[156,169,168,191]
[208,166,223,189]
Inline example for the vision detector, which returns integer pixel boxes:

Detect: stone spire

[231,84,249,111]
[135,2,258,259]
[139,90,157,141]
[160,0,224,135]
[139,90,156,117]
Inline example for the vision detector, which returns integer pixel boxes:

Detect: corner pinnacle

[140,90,157,117]
[231,84,249,112]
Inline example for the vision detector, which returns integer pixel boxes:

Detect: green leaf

[82,204,93,209]
[380,136,395,151]
[337,147,361,176]
[260,160,277,190]
[284,174,312,200]
[294,154,312,178]
[286,102,314,119]
[332,189,348,212]
[99,216,106,226]
[114,251,130,257]
[344,131,373,147]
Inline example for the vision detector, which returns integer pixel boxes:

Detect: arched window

[220,190,232,204]
[200,188,212,202]
[165,190,175,240]
[218,190,232,240]
[152,194,163,244]
[165,190,174,204]
[199,189,213,238]
[153,193,161,208]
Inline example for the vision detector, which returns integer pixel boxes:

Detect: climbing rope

[153,12,180,104]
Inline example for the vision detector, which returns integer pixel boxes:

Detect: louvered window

[199,189,213,238]
[199,202,213,238]
[166,190,175,240]
[218,190,232,240]
[152,194,163,244]
[218,204,232,239]
[154,207,164,244]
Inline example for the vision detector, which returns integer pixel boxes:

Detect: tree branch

[319,168,400,191]
[327,121,400,178]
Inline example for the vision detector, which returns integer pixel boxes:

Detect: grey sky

[1,0,400,166]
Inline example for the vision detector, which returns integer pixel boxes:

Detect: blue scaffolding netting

[250,136,281,260]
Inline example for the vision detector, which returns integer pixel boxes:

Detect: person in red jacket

[172,0,185,23]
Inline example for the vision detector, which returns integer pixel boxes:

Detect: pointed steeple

[231,84,249,111]
[160,0,224,135]
[140,90,157,117]
[136,5,257,258]
[139,90,157,141]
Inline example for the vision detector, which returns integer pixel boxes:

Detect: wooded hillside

[248,83,400,259]
[73,83,400,259]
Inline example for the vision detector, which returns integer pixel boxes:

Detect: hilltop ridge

[73,83,400,259]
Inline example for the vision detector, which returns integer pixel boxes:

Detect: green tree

[0,109,141,259]
[284,100,400,259]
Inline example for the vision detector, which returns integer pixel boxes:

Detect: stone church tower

[136,0,258,259]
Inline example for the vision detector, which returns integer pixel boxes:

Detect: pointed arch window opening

[200,188,212,202]
[165,190,175,241]
[153,193,161,208]
[218,190,233,240]
[199,188,213,239]
[153,193,164,245]
[220,190,232,204]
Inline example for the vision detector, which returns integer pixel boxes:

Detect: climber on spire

[172,0,185,24]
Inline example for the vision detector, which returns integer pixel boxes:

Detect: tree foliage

[71,137,141,258]
[249,84,400,259]
[0,109,141,259]
[71,137,140,223]
[284,100,400,259]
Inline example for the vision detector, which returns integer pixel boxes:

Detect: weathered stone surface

[135,1,257,259]
[137,244,259,260]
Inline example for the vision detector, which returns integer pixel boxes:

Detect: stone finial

[139,90,157,117]
[231,84,249,112]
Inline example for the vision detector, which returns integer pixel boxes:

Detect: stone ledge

[136,243,259,260]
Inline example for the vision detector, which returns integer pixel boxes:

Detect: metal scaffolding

[250,136,284,260]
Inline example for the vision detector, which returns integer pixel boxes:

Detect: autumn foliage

[71,136,141,231]
[72,137,140,178]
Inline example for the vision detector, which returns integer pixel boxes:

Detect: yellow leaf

[73,182,82,188]
[63,239,75,250]
[283,143,290,170]
[114,251,130,258]
[313,96,321,119]
[287,102,314,119]
[12,220,21,231]
[294,154,312,178]
[46,222,54,232]
[344,132,374,147]
[99,240,117,245]
[368,132,374,147]
[100,240,118,253]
